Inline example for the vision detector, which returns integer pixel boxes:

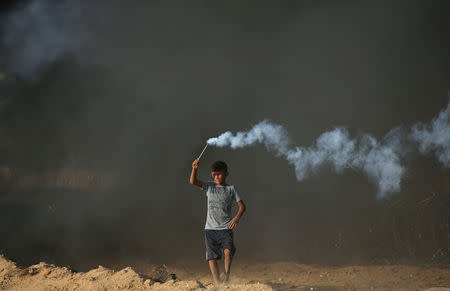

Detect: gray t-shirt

[201,181,242,230]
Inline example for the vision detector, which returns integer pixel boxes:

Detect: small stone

[195,280,206,288]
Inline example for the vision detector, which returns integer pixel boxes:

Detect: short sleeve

[233,186,242,202]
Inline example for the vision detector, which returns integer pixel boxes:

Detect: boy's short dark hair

[211,161,228,172]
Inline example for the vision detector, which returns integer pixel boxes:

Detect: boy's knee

[223,249,231,256]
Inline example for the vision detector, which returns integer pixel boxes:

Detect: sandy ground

[162,261,450,291]
[1,255,449,290]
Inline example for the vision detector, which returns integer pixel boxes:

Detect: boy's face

[211,170,228,185]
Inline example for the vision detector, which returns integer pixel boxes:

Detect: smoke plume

[0,0,90,79]
[208,101,450,198]
[410,102,450,167]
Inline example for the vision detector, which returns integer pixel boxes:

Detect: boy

[190,159,246,285]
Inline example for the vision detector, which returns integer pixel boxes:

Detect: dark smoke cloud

[0,0,92,78]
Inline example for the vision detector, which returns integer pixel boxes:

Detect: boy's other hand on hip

[228,218,239,229]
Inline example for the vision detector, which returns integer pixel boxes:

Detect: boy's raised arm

[190,159,203,188]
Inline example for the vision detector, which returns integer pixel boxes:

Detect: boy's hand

[228,218,239,229]
[190,159,203,187]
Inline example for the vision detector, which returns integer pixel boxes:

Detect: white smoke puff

[361,145,404,197]
[284,128,405,197]
[410,102,450,166]
[285,147,308,180]
[314,128,356,172]
[207,120,290,156]
[285,128,355,180]
[353,131,405,198]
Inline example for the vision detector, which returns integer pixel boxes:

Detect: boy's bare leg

[223,249,233,283]
[208,259,220,285]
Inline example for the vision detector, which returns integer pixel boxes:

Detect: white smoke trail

[207,102,450,198]
[207,120,290,155]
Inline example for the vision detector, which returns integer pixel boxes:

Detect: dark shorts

[205,229,236,261]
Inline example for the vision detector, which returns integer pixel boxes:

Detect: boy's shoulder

[225,183,236,190]
[203,181,236,188]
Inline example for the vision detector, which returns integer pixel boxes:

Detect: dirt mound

[0,255,273,290]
